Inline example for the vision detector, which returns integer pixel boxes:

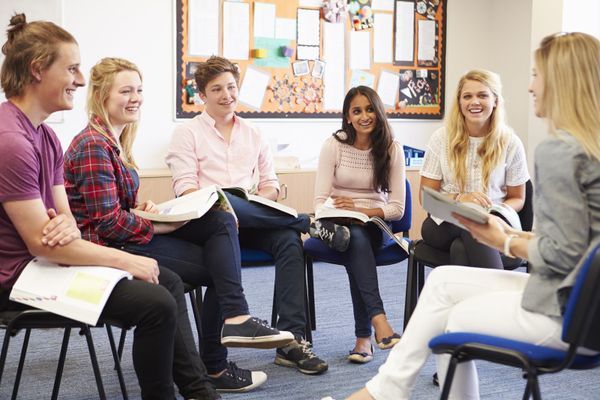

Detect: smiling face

[458,79,497,132]
[35,42,85,113]
[347,94,377,137]
[199,71,238,118]
[528,64,545,118]
[105,70,143,131]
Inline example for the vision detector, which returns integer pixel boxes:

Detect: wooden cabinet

[137,168,426,239]
[276,169,316,214]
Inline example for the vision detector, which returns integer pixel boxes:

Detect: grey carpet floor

[1,260,598,399]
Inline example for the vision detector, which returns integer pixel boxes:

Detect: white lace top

[420,127,529,203]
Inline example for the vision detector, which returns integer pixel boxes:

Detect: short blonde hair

[87,57,142,169]
[1,13,77,98]
[445,69,512,192]
[535,32,600,161]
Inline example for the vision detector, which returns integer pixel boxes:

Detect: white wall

[2,0,548,171]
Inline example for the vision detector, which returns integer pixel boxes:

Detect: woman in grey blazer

[342,31,600,400]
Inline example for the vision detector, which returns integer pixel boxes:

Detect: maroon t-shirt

[0,101,64,289]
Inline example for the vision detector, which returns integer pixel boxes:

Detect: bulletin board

[175,0,447,119]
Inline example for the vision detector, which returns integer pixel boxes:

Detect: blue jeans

[118,210,249,374]
[340,223,387,338]
[225,192,310,338]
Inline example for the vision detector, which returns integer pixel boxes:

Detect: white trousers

[365,266,565,400]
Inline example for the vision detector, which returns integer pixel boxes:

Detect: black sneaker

[310,220,351,252]
[274,338,329,374]
[221,317,294,349]
[208,361,267,393]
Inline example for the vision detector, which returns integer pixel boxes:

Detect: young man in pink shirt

[166,56,348,375]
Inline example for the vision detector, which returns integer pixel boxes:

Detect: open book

[315,200,410,254]
[131,185,237,222]
[222,187,298,218]
[10,258,132,325]
[421,186,521,230]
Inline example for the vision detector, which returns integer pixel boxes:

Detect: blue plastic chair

[303,180,413,331]
[429,242,600,400]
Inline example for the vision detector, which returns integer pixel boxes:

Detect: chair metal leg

[117,327,127,361]
[404,250,418,329]
[306,255,316,330]
[271,285,278,328]
[12,328,32,400]
[529,371,542,400]
[50,327,71,400]
[106,325,129,399]
[0,327,11,390]
[417,261,425,294]
[83,327,107,400]
[440,356,459,400]
[302,256,313,342]
[194,288,204,356]
[188,290,203,340]
[522,379,532,400]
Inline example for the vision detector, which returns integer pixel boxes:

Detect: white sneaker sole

[221,331,294,349]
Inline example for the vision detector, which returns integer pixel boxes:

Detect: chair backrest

[562,242,600,351]
[390,179,412,235]
[518,180,534,231]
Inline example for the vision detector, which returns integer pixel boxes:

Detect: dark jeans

[224,192,309,338]
[421,216,504,269]
[119,210,249,374]
[338,223,387,338]
[0,267,217,400]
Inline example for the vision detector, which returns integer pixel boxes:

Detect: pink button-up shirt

[166,111,279,196]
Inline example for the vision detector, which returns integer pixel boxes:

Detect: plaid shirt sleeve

[71,136,153,244]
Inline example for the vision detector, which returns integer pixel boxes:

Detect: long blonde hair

[87,57,141,169]
[445,69,512,192]
[535,32,600,161]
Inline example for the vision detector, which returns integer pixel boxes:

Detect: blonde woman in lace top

[420,70,529,269]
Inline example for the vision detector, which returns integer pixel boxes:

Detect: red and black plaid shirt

[64,121,153,246]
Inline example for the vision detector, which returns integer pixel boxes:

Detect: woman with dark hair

[313,86,406,363]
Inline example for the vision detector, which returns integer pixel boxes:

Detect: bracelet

[503,234,519,258]
[455,193,463,201]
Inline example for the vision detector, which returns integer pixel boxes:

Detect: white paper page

[254,2,276,38]
[372,0,395,11]
[322,21,345,111]
[275,18,297,40]
[418,19,436,61]
[223,1,250,60]
[373,13,393,63]
[297,8,320,46]
[298,0,323,7]
[395,1,415,62]
[188,0,219,56]
[297,45,320,60]
[350,30,371,70]
[377,70,400,107]
[238,66,270,110]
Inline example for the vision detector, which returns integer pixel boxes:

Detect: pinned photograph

[311,60,326,79]
[292,60,310,76]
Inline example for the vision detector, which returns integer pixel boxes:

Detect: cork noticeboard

[175,0,447,119]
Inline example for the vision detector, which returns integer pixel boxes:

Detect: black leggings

[421,216,503,269]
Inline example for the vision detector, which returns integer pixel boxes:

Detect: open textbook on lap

[421,186,521,230]
[221,186,298,218]
[131,185,237,222]
[315,199,410,254]
[10,258,132,325]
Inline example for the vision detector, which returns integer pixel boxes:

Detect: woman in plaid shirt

[64,58,294,393]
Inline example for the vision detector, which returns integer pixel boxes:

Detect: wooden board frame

[175,0,447,120]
